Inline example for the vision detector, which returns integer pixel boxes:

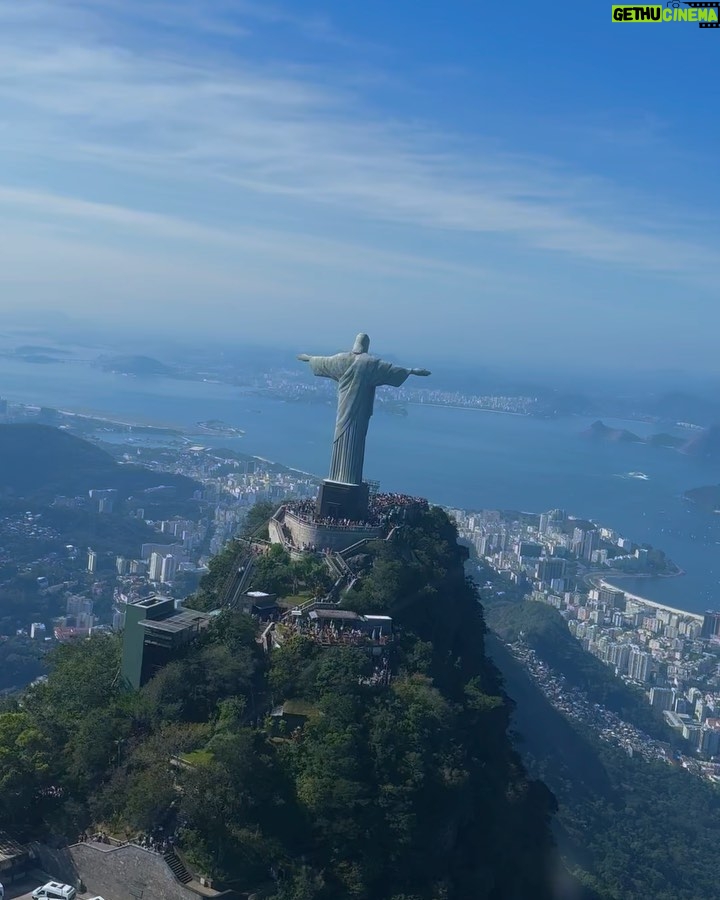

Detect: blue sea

[2,356,720,613]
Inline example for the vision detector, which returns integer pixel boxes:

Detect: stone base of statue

[316,480,369,522]
[269,500,382,557]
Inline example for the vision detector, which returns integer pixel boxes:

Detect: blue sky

[0,0,717,369]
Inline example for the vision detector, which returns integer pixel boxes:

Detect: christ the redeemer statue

[298,333,430,487]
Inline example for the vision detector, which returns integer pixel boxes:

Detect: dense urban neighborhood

[452,507,720,773]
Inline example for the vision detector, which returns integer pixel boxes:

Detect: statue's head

[352,333,370,354]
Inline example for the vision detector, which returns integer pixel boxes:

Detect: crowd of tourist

[282,616,392,648]
[78,828,178,855]
[286,499,374,530]
[284,492,428,530]
[361,657,392,687]
[371,492,429,525]
[135,831,175,854]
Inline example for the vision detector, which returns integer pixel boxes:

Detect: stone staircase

[163,848,193,884]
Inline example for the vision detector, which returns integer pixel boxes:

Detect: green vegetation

[243,499,278,537]
[0,424,196,501]
[188,538,332,611]
[486,598,669,740]
[0,636,46,692]
[0,506,558,900]
[486,634,720,900]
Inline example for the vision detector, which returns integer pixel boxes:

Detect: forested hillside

[0,424,198,502]
[486,633,720,900]
[486,599,668,738]
[0,506,560,900]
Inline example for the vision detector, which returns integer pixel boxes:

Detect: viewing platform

[269,492,429,555]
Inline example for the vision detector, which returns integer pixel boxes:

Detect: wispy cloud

[0,0,716,280]
[0,184,516,286]
[0,0,717,360]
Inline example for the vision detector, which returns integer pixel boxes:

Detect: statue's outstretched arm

[410,368,431,376]
[298,353,347,380]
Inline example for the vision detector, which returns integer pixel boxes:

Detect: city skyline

[0,1,717,368]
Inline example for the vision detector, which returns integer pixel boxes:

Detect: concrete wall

[283,512,381,553]
[31,842,240,900]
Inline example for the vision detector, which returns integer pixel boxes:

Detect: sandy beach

[597,578,703,622]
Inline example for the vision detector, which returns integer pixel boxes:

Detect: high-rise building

[87,550,97,574]
[66,595,94,629]
[116,556,127,576]
[537,558,567,583]
[695,698,708,722]
[582,530,600,562]
[572,527,586,556]
[628,647,651,683]
[141,542,185,562]
[160,554,177,584]
[67,595,94,619]
[599,587,625,609]
[608,643,631,674]
[700,727,720,757]
[649,687,673,712]
[538,513,549,535]
[518,542,542,559]
[701,610,720,639]
[149,552,164,582]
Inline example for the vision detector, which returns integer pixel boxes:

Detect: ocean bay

[1,357,719,613]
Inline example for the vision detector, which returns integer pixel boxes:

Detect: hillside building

[120,595,214,690]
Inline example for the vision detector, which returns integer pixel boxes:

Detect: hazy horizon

[4,317,720,397]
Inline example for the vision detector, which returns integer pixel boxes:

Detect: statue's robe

[308,351,412,486]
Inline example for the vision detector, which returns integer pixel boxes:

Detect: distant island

[14,345,72,356]
[582,419,720,458]
[682,424,720,460]
[684,484,720,512]
[0,345,71,364]
[581,420,645,443]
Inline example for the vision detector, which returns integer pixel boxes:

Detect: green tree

[0,711,55,834]
[243,500,278,539]
[251,544,294,597]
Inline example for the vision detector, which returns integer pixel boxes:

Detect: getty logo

[611,1,720,26]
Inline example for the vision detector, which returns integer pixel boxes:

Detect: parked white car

[31,883,77,900]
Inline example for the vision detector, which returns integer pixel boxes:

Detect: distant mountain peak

[580,420,643,443]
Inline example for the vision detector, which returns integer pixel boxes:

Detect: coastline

[10,399,711,622]
[407,401,527,416]
[596,577,703,622]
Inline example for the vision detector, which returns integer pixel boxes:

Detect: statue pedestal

[316,480,369,522]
